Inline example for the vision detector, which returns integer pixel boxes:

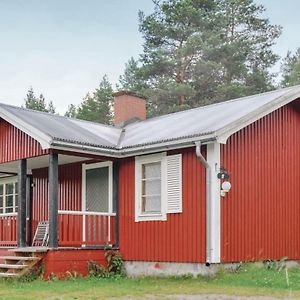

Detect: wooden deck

[10,247,48,253]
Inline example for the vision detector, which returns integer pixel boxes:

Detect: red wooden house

[0,86,299,278]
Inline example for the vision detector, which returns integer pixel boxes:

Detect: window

[135,153,182,222]
[0,177,18,214]
[82,162,113,214]
[141,161,162,214]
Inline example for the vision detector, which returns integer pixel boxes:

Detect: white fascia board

[216,87,300,144]
[206,142,221,264]
[0,109,52,149]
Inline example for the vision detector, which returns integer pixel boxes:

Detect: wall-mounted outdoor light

[220,180,231,197]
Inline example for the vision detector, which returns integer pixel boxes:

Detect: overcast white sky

[0,0,298,114]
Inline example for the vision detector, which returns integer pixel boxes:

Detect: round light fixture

[221,181,231,192]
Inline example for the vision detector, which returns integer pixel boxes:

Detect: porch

[0,152,118,250]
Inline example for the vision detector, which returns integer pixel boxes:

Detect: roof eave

[50,134,217,158]
[0,108,52,149]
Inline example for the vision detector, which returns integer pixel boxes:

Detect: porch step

[0,264,27,269]
[0,272,18,277]
[0,253,45,278]
[0,256,40,261]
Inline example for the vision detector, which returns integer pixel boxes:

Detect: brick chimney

[113,91,146,126]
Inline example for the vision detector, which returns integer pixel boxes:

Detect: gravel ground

[110,294,296,300]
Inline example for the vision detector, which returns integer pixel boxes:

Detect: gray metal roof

[0,85,299,156]
[0,104,121,149]
[120,87,295,148]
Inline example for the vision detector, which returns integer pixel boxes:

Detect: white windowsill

[135,212,167,222]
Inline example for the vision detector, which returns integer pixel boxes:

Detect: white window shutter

[166,154,182,213]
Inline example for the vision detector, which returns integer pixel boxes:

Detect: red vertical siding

[119,147,206,263]
[31,163,83,238]
[0,119,47,163]
[221,101,300,262]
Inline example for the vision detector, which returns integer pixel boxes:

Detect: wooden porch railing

[0,214,17,246]
[58,211,116,247]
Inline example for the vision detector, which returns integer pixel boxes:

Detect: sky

[0,0,299,114]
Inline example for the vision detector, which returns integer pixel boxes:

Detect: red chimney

[113,91,146,126]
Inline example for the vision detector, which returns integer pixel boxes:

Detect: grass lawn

[0,264,299,299]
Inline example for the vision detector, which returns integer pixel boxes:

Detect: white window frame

[0,176,18,216]
[135,152,167,222]
[82,161,113,214]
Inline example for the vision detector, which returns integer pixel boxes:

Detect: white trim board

[81,161,113,244]
[206,142,221,264]
[135,152,167,222]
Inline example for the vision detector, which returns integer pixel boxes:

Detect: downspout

[195,141,212,265]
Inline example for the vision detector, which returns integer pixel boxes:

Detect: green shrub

[87,250,125,278]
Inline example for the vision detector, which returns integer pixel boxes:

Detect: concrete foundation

[124,260,300,277]
[125,261,221,277]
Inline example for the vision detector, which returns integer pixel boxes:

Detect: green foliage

[47,101,56,114]
[263,257,288,272]
[2,266,300,298]
[281,48,300,87]
[119,0,282,117]
[76,75,113,124]
[87,260,108,278]
[17,264,44,283]
[118,57,147,92]
[64,104,78,118]
[87,250,125,278]
[24,87,57,114]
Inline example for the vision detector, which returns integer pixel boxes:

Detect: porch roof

[1,85,300,156]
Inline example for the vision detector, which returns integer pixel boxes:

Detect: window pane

[15,195,18,212]
[0,185,3,195]
[0,196,3,209]
[86,167,109,213]
[142,195,161,213]
[6,195,13,208]
[142,162,161,179]
[142,179,161,196]
[6,207,13,213]
[6,183,13,195]
[15,182,18,194]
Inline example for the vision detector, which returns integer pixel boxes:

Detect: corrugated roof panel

[0,104,121,148]
[119,87,295,148]
[0,86,298,152]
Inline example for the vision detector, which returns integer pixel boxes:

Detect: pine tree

[118,57,147,93]
[47,101,56,114]
[24,87,39,110]
[65,104,78,118]
[24,87,56,113]
[120,0,282,116]
[76,75,113,124]
[35,94,48,112]
[281,48,300,87]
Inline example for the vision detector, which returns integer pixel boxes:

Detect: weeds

[87,250,125,279]
[264,257,288,272]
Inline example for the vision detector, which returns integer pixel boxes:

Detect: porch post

[26,175,33,245]
[17,159,27,248]
[113,161,119,247]
[48,153,58,248]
